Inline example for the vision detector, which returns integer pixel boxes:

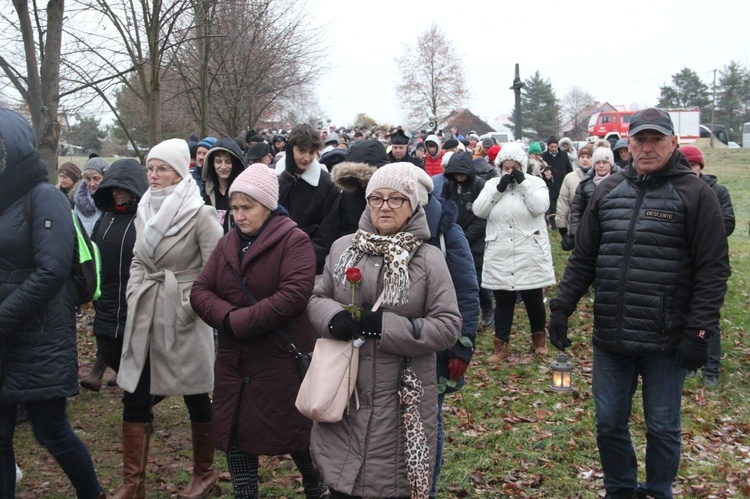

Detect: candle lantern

[550,353,573,393]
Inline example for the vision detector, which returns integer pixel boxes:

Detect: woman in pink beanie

[191,164,328,498]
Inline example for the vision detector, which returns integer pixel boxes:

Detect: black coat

[541,150,573,198]
[92,159,149,340]
[701,173,735,237]
[0,107,79,403]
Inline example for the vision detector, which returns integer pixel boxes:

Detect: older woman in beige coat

[308,163,462,498]
[115,138,223,499]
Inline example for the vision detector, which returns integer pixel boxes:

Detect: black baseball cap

[629,108,674,136]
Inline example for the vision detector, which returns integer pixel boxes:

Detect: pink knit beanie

[365,162,419,211]
[229,163,278,211]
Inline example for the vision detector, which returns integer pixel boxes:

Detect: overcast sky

[308,0,749,128]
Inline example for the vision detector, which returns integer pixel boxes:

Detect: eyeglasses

[146,165,175,176]
[367,195,408,209]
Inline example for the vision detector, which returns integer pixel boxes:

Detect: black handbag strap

[230,268,304,359]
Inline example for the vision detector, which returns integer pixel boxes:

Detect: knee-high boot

[177,422,221,498]
[112,422,150,499]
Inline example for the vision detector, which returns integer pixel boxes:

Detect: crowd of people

[0,106,734,498]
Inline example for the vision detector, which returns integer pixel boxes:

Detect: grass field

[14,149,750,497]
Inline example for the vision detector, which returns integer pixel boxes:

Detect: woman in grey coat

[308,163,462,498]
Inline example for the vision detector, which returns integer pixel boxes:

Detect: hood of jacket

[94,158,149,212]
[443,151,476,182]
[331,161,378,192]
[202,136,247,187]
[424,134,442,159]
[423,194,458,240]
[0,109,48,213]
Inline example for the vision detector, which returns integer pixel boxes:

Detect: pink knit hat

[365,162,419,211]
[228,163,278,211]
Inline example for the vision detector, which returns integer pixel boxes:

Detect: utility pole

[710,68,717,148]
[510,63,525,141]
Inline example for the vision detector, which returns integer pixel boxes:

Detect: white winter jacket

[472,174,556,291]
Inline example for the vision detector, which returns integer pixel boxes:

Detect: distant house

[417,108,496,138]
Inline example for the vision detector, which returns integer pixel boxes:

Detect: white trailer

[665,108,700,144]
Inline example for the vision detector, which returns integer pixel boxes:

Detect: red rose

[345,267,362,283]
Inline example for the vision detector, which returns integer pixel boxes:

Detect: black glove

[676,330,710,370]
[548,309,571,351]
[559,228,574,251]
[510,168,525,184]
[497,174,514,193]
[329,311,360,340]
[359,304,383,339]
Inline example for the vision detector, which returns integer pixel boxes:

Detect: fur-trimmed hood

[330,161,378,192]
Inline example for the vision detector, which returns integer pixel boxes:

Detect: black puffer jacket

[439,151,487,266]
[91,159,149,340]
[700,173,735,237]
[0,109,79,404]
[553,150,730,355]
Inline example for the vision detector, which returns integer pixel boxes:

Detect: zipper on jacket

[659,292,666,334]
[102,216,115,240]
[615,187,645,350]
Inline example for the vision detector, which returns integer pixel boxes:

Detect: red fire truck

[587,108,700,145]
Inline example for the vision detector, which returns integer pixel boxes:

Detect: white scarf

[137,175,204,258]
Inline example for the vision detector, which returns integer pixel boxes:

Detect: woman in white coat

[473,142,556,363]
[115,138,223,499]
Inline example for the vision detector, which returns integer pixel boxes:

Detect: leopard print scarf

[334,229,422,306]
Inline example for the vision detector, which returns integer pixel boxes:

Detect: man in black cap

[548,108,730,498]
[541,136,572,230]
[245,142,272,165]
[387,129,421,167]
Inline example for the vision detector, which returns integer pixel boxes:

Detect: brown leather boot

[80,356,107,392]
[531,331,549,359]
[487,337,510,363]
[113,422,150,499]
[177,422,221,498]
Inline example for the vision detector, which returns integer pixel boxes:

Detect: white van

[742,122,750,147]
[480,131,514,145]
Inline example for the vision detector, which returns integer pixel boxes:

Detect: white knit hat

[494,142,528,170]
[366,162,419,211]
[229,163,278,211]
[592,147,614,167]
[146,138,191,179]
[411,165,434,206]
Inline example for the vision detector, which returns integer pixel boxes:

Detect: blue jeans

[702,327,721,378]
[0,398,102,498]
[592,347,685,499]
[429,392,446,498]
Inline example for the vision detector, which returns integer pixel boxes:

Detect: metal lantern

[550,353,573,393]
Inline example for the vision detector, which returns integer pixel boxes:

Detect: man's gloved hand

[676,330,710,370]
[559,228,574,251]
[448,357,469,381]
[548,309,571,351]
[328,311,360,341]
[359,304,383,339]
[510,168,525,184]
[497,174,514,192]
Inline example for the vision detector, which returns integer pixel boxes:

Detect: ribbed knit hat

[411,165,434,206]
[578,144,594,158]
[680,145,704,168]
[365,162,419,211]
[527,142,542,155]
[146,138,191,179]
[592,147,614,167]
[494,142,528,170]
[58,162,82,182]
[229,163,279,211]
[83,157,109,175]
[197,136,217,151]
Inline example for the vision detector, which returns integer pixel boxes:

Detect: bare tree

[561,88,596,140]
[171,0,324,137]
[63,0,195,156]
[0,0,64,175]
[394,23,468,128]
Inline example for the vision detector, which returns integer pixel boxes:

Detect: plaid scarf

[334,229,422,306]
